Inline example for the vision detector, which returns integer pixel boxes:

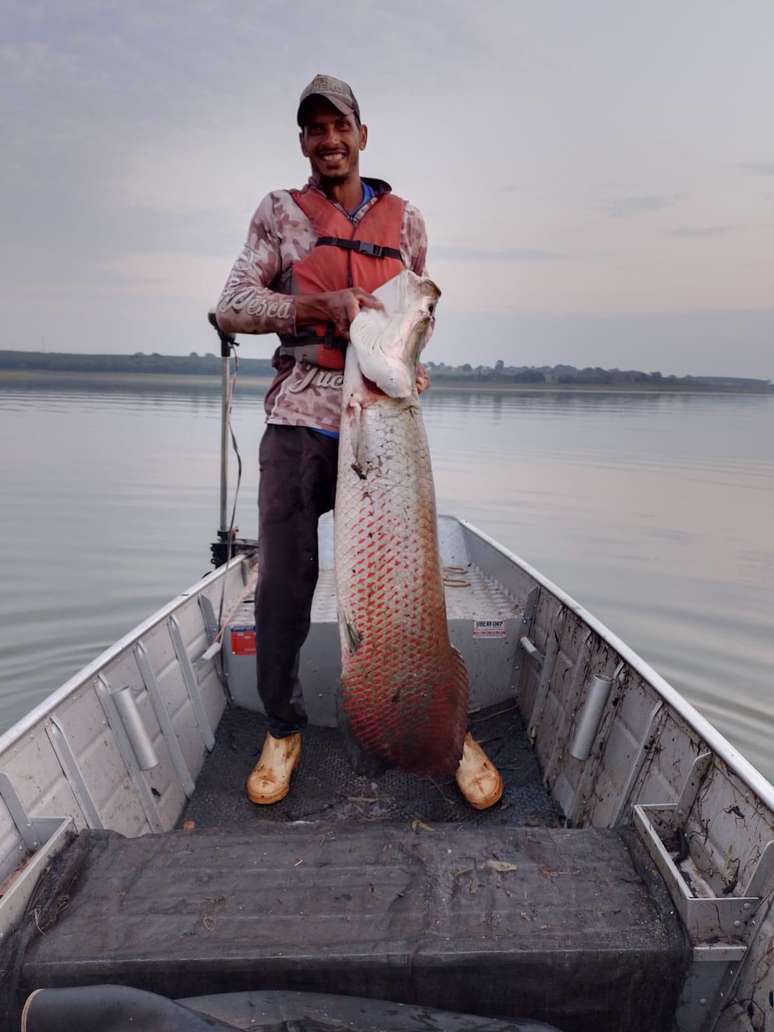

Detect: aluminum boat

[0,511,772,1031]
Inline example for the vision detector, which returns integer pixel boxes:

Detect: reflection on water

[1,382,773,782]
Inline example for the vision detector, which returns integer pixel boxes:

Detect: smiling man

[215,74,502,812]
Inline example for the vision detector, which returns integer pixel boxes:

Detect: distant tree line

[0,350,770,392]
[0,350,274,376]
[424,360,773,392]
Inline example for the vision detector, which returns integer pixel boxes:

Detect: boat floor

[181,702,562,829]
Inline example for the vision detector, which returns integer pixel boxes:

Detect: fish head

[350,270,441,398]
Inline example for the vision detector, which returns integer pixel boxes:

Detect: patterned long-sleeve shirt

[216,176,428,433]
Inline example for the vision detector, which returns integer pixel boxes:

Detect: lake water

[1,380,772,782]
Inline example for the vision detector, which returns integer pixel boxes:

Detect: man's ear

[359,124,368,151]
[299,130,309,158]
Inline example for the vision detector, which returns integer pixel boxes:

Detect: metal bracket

[521,585,539,630]
[0,771,64,868]
[634,804,762,941]
[542,627,595,790]
[0,815,73,941]
[46,717,104,829]
[196,595,223,664]
[675,751,713,824]
[528,609,565,740]
[745,839,774,899]
[134,643,195,797]
[168,615,215,750]
[96,674,164,834]
[569,662,625,824]
[0,772,42,851]
[198,595,219,644]
[676,943,746,1032]
[519,636,543,663]
[510,585,540,697]
[611,699,664,827]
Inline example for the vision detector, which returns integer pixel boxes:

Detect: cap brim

[297,92,355,126]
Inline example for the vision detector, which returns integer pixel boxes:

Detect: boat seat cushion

[19,824,687,1032]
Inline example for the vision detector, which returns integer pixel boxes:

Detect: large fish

[334,270,469,776]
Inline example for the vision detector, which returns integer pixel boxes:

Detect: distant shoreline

[1,369,772,396]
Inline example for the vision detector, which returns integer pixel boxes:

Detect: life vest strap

[315,236,403,262]
[278,326,346,362]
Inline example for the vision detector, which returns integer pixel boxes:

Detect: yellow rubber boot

[246,732,301,805]
[455,733,504,810]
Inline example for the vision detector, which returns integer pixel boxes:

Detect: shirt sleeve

[215,193,297,336]
[402,202,428,277]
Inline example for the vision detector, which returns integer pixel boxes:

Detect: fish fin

[345,619,362,653]
[348,400,367,478]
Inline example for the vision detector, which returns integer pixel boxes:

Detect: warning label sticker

[473,619,507,639]
[231,628,257,656]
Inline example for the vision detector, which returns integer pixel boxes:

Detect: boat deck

[181,703,562,830]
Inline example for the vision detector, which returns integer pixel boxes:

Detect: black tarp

[16,823,688,1032]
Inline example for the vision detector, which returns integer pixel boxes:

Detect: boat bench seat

[20,823,687,1032]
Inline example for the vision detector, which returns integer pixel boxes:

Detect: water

[1,381,772,782]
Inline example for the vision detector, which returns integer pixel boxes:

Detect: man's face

[299,100,367,182]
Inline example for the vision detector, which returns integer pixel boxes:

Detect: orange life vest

[278,188,405,370]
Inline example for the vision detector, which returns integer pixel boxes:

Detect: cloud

[667,226,730,238]
[97,251,228,301]
[599,195,679,218]
[740,162,774,176]
[432,245,567,262]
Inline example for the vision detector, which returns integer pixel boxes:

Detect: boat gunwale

[0,553,250,758]
[459,518,774,813]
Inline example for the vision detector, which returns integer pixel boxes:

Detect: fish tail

[341,644,469,778]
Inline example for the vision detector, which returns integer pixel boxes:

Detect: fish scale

[334,271,468,776]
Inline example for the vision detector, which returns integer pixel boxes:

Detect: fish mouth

[350,271,442,398]
[405,313,434,364]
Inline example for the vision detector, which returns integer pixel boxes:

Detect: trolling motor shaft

[207,311,256,567]
[207,311,236,538]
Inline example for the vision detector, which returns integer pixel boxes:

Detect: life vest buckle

[356,241,383,258]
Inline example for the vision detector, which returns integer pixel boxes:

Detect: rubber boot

[455,732,504,810]
[246,732,301,805]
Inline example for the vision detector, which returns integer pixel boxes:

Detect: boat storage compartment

[19,824,688,1032]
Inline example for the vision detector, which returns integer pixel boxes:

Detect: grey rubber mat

[181,703,561,829]
[21,823,686,1032]
[21,985,566,1031]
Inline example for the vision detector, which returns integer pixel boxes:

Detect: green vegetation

[0,350,273,377]
[0,350,771,392]
[425,360,773,392]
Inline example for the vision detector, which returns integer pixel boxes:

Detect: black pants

[255,425,339,737]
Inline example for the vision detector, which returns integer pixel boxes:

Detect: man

[216,75,503,811]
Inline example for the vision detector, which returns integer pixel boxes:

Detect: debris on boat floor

[181,703,561,830]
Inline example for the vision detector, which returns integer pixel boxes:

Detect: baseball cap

[297,74,361,127]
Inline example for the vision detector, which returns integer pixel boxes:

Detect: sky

[2,1,773,378]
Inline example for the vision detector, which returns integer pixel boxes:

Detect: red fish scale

[336,399,469,776]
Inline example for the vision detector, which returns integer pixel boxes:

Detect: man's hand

[416,363,430,394]
[296,288,383,340]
